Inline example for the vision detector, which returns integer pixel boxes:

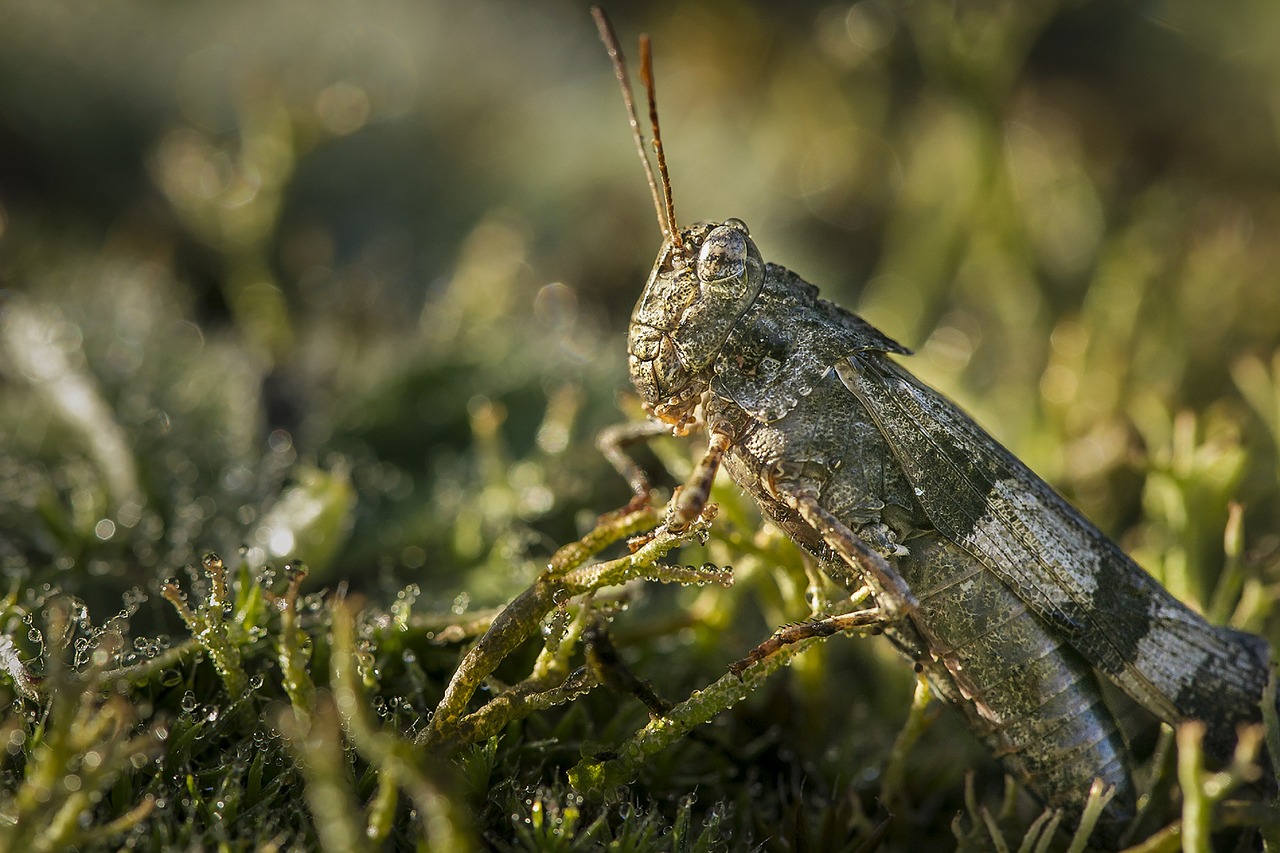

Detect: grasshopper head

[592,14,762,422]
[628,218,765,423]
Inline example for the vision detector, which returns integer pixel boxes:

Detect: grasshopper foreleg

[597,418,729,530]
[597,419,678,510]
[667,430,731,531]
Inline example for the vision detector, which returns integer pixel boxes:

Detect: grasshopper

[592,7,1273,840]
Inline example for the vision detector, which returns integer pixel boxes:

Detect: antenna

[639,34,680,250]
[591,7,683,252]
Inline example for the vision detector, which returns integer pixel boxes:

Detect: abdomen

[898,532,1135,833]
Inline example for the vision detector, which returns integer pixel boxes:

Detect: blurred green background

[4,0,1280,847]
[7,0,1280,609]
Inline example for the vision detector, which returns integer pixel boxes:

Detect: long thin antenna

[638,34,681,251]
[591,7,681,251]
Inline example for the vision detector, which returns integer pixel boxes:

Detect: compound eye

[697,224,749,282]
